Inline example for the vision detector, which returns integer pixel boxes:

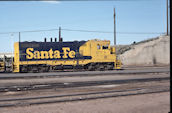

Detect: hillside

[116,35,170,66]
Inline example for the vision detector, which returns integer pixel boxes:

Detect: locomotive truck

[0,39,121,72]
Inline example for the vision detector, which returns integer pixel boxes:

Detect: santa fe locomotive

[0,39,121,73]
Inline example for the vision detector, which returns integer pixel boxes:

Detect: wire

[62,28,165,34]
[42,0,154,1]
[0,29,59,35]
[0,28,165,35]
[62,28,113,34]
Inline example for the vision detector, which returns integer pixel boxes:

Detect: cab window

[102,45,108,49]
[97,44,101,49]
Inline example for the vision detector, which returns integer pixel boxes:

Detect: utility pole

[114,8,116,46]
[19,32,21,42]
[59,27,61,42]
[167,0,169,35]
[169,0,171,112]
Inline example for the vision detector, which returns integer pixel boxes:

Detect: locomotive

[0,39,121,72]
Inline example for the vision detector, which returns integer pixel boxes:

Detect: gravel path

[0,92,169,113]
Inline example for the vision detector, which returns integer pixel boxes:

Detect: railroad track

[0,77,169,92]
[0,85,169,108]
[0,68,169,80]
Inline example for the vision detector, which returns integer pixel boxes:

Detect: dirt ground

[0,92,169,113]
[0,73,169,87]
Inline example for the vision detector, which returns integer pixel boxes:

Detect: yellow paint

[25,47,76,59]
[0,61,5,71]
[68,50,75,58]
[13,42,20,72]
[26,48,34,59]
[54,50,61,58]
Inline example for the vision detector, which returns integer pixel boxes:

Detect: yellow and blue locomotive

[1,39,121,72]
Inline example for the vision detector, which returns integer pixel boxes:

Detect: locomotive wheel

[87,65,94,71]
[38,66,50,73]
[95,64,104,71]
[86,63,96,71]
[20,66,28,73]
[106,65,114,70]
[104,65,108,70]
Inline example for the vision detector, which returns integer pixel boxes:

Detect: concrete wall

[119,35,170,66]
[0,53,13,58]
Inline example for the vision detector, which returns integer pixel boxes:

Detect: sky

[0,0,168,52]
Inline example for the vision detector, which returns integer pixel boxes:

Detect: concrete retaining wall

[119,35,170,66]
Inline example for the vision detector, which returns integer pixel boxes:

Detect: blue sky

[0,0,168,52]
